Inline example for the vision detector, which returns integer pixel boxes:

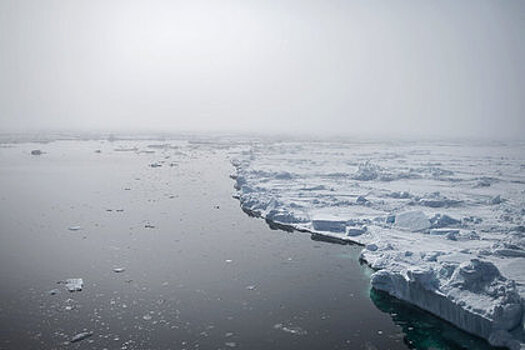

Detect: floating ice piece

[149,163,162,168]
[65,278,83,292]
[113,267,125,273]
[48,289,59,295]
[68,226,81,231]
[274,323,308,335]
[395,211,430,232]
[246,285,256,291]
[225,342,237,347]
[30,150,43,155]
[70,331,93,343]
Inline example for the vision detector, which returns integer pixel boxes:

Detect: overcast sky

[0,0,523,138]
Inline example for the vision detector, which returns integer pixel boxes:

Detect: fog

[0,0,523,139]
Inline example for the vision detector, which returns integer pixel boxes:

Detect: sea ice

[230,140,525,348]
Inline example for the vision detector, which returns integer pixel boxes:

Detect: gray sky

[0,0,524,138]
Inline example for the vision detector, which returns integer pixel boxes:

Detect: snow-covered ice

[230,140,525,348]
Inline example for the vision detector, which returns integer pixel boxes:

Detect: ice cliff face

[230,140,525,349]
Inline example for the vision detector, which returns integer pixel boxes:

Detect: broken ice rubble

[230,141,525,348]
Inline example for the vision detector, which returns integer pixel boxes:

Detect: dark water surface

[0,141,495,349]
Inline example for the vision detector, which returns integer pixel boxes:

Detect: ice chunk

[30,150,43,155]
[312,219,346,233]
[70,331,93,343]
[353,162,380,181]
[274,323,308,335]
[65,278,83,292]
[394,211,430,231]
[347,226,367,236]
[113,267,125,273]
[429,214,461,228]
[68,226,81,231]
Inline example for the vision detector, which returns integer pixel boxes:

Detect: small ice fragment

[225,259,233,263]
[225,332,234,337]
[246,285,256,291]
[48,289,59,295]
[377,330,383,335]
[225,342,237,347]
[145,224,155,229]
[143,314,152,320]
[31,150,43,155]
[274,323,307,335]
[65,278,83,292]
[68,226,81,231]
[71,331,93,343]
[149,163,162,168]
[113,268,125,273]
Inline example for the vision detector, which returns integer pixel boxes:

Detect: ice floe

[230,140,525,348]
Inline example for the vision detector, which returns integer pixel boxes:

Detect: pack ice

[230,140,525,349]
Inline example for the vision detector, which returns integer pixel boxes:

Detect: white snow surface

[230,140,525,349]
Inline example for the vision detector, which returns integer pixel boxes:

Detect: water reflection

[369,289,497,350]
